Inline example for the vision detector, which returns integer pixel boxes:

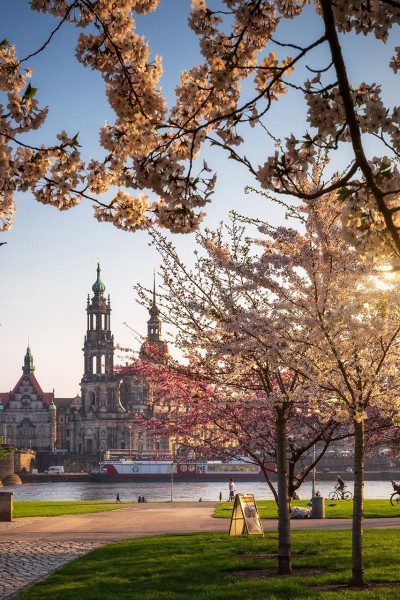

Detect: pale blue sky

[0,1,398,396]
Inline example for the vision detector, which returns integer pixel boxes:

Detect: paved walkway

[1,503,400,599]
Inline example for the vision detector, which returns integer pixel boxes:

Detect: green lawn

[12,498,400,519]
[13,529,400,599]
[13,500,125,518]
[215,499,400,519]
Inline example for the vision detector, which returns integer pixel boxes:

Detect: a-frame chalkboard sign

[229,493,264,536]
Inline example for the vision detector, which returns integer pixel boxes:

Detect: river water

[0,480,394,502]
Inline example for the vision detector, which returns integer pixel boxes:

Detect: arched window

[89,392,96,410]
[107,389,115,412]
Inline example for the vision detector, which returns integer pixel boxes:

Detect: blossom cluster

[2,1,400,254]
[127,187,400,522]
[143,187,400,423]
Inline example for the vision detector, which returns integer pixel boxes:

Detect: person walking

[116,493,122,503]
[228,479,236,501]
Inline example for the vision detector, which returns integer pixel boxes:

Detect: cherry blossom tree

[123,331,353,576]
[364,406,400,464]
[132,190,400,586]
[258,228,400,588]
[2,1,400,261]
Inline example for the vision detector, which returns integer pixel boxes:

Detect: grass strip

[12,498,400,519]
[215,499,400,519]
[13,529,400,599]
[13,500,125,518]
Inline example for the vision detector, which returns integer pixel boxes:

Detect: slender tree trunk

[275,409,292,575]
[351,418,366,587]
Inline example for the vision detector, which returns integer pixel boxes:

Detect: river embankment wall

[18,470,400,483]
[3,449,399,483]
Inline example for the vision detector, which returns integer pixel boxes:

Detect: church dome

[92,262,106,295]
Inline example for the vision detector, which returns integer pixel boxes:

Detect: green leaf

[377,162,392,180]
[337,187,352,202]
[70,132,81,148]
[23,82,38,100]
[302,132,314,148]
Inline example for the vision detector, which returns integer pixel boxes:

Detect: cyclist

[391,480,400,493]
[336,475,345,498]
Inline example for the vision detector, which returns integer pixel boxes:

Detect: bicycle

[328,485,353,500]
[390,481,400,506]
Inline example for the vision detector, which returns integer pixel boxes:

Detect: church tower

[70,266,171,457]
[120,275,170,457]
[139,274,168,359]
[76,263,124,454]
[82,262,114,381]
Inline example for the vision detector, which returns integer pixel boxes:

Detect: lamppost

[125,424,132,458]
[170,462,174,502]
[311,444,316,498]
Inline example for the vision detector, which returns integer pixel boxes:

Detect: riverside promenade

[1,502,400,599]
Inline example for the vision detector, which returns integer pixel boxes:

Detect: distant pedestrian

[116,493,121,503]
[228,479,236,501]
[219,492,222,502]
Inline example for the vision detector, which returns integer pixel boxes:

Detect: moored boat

[89,455,272,482]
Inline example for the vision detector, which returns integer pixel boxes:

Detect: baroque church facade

[0,264,170,459]
[0,347,57,451]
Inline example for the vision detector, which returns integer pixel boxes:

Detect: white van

[45,466,64,474]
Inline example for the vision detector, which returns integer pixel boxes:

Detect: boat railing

[104,449,173,461]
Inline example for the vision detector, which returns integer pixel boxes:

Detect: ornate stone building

[67,262,122,453]
[64,264,170,456]
[0,265,170,461]
[55,395,81,450]
[0,347,57,451]
[119,278,170,456]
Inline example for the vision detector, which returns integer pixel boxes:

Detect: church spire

[147,271,161,343]
[22,345,35,375]
[139,272,168,359]
[92,261,106,298]
[152,269,156,307]
[82,262,115,380]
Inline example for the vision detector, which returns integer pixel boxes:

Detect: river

[0,480,395,502]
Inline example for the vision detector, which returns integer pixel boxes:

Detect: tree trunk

[351,418,366,587]
[275,409,292,575]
